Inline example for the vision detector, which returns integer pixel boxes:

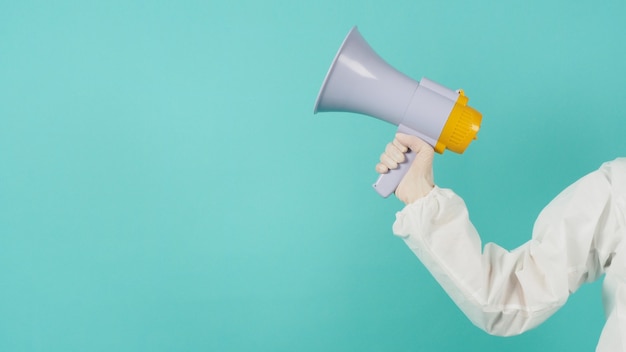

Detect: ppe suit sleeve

[393,159,625,336]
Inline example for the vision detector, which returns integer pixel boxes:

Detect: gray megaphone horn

[314,26,482,198]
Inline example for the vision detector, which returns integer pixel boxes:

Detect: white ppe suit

[393,158,626,351]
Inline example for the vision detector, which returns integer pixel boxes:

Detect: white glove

[375,133,435,204]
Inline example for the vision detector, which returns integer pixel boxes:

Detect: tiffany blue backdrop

[1,0,624,351]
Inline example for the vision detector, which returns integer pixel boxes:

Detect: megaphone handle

[372,124,434,198]
[372,150,417,198]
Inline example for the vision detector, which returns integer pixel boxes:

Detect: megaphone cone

[314,27,418,127]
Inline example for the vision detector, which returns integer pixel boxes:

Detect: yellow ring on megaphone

[435,92,483,154]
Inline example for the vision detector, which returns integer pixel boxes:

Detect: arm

[378,135,626,336]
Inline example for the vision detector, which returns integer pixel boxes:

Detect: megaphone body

[314,27,482,197]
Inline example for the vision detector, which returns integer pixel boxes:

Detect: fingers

[379,153,399,171]
[392,138,408,153]
[376,141,407,172]
[395,133,431,153]
[385,141,407,164]
[375,162,389,174]
[375,134,434,175]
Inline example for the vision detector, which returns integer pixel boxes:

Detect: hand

[375,133,435,204]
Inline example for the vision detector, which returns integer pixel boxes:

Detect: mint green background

[1,1,624,351]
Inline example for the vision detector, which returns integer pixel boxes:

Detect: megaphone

[314,26,482,198]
